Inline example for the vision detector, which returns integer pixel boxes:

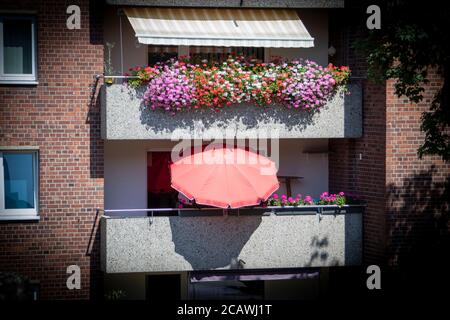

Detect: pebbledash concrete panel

[101,83,362,140]
[100,210,363,273]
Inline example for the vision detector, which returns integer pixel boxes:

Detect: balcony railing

[100,205,364,273]
[100,77,363,140]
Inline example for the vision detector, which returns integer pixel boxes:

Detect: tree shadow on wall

[386,166,450,296]
[304,236,333,267]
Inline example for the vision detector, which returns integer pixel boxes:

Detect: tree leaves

[356,1,450,162]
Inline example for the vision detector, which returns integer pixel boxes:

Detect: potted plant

[104,42,115,85]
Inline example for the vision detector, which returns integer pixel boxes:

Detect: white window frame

[0,148,39,220]
[0,15,38,84]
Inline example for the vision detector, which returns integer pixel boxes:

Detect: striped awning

[124,7,314,48]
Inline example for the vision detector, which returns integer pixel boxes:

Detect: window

[147,45,265,65]
[189,46,264,64]
[0,15,37,84]
[0,149,39,219]
[148,45,178,65]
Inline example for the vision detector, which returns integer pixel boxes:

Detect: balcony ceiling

[106,0,344,8]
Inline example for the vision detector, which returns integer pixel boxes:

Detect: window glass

[147,46,265,65]
[3,153,35,209]
[189,46,264,64]
[2,18,33,74]
[148,45,178,65]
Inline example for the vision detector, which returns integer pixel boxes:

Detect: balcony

[100,205,364,274]
[100,81,363,140]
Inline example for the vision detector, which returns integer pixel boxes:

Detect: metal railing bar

[95,74,139,79]
[96,75,367,80]
[99,204,365,213]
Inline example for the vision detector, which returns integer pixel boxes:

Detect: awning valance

[124,7,314,48]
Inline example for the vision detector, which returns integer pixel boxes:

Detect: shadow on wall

[305,236,332,267]
[344,212,364,266]
[89,0,104,45]
[133,84,320,135]
[306,211,364,268]
[169,216,262,270]
[86,208,103,300]
[386,166,450,292]
[87,76,104,179]
[86,1,105,295]
[343,79,364,137]
[86,55,104,299]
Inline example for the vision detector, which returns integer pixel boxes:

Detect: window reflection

[3,153,35,209]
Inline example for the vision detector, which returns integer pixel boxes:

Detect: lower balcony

[100,82,363,140]
[100,206,364,274]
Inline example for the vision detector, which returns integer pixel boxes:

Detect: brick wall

[0,0,104,299]
[329,4,450,275]
[329,81,387,265]
[329,5,389,266]
[385,73,449,272]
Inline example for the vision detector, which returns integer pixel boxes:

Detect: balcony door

[147,151,177,210]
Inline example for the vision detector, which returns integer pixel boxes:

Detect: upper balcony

[101,5,363,140]
[100,81,362,140]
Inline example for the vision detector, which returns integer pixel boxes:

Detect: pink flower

[272,194,279,199]
[131,57,349,113]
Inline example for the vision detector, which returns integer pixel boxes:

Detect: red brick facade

[1,0,448,300]
[329,5,389,266]
[329,5,450,278]
[385,74,449,272]
[329,81,388,265]
[0,0,104,299]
